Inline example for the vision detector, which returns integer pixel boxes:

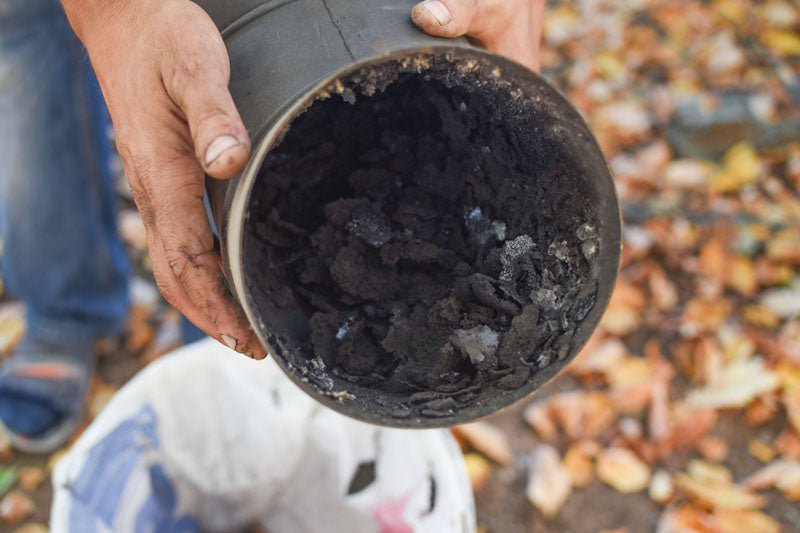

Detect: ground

[0,0,799,532]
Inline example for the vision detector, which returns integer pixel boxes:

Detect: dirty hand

[62,0,266,358]
[411,0,544,72]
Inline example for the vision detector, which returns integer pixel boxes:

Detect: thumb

[411,0,478,39]
[166,55,251,179]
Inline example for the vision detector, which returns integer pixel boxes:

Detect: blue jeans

[0,0,130,346]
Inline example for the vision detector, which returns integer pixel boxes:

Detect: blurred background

[0,0,799,531]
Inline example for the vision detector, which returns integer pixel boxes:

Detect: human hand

[62,0,266,358]
[411,0,545,72]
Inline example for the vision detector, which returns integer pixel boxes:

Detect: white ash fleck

[550,240,571,262]
[346,205,391,247]
[335,323,351,340]
[492,220,507,241]
[576,223,596,241]
[581,240,598,260]
[335,313,358,340]
[450,325,499,363]
[465,207,507,246]
[536,352,552,369]
[341,87,356,105]
[530,287,562,310]
[577,223,598,259]
[499,234,535,284]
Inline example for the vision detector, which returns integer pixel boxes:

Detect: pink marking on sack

[374,492,413,533]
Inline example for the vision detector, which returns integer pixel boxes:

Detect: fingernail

[205,135,240,167]
[221,334,238,350]
[420,0,451,25]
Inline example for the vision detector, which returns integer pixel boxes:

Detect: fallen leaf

[550,391,617,439]
[88,379,118,419]
[526,444,572,518]
[767,230,800,263]
[675,473,764,510]
[681,298,732,337]
[463,453,492,492]
[744,460,795,490]
[685,357,780,409]
[761,278,800,319]
[695,436,729,462]
[649,469,674,504]
[748,438,775,463]
[710,141,761,192]
[17,467,45,492]
[762,28,800,57]
[596,448,651,494]
[774,430,800,461]
[776,461,800,500]
[711,509,781,533]
[741,304,782,330]
[687,459,732,484]
[0,467,17,498]
[453,422,514,467]
[563,444,594,488]
[663,160,715,188]
[523,403,558,441]
[663,406,718,451]
[649,266,679,311]
[0,491,35,525]
[12,524,49,533]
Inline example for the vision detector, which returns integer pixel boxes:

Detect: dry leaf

[649,469,674,504]
[744,460,795,490]
[748,438,775,463]
[681,298,731,337]
[711,509,781,533]
[741,305,782,330]
[663,406,718,451]
[526,444,572,518]
[0,491,35,525]
[695,436,729,462]
[523,403,558,441]
[12,524,49,533]
[557,391,618,439]
[762,28,800,56]
[663,160,715,188]
[776,461,800,500]
[687,460,732,484]
[774,430,800,461]
[675,473,764,510]
[760,278,800,318]
[596,448,651,494]
[463,453,492,492]
[88,379,118,419]
[17,467,45,492]
[685,357,779,409]
[767,229,800,263]
[710,141,760,192]
[453,422,514,467]
[563,444,594,488]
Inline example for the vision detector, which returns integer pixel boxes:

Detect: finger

[130,135,265,358]
[153,175,266,358]
[411,0,543,71]
[162,36,251,180]
[411,0,476,39]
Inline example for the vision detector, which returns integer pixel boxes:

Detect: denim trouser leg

[0,0,129,347]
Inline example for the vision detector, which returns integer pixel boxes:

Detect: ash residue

[243,70,600,418]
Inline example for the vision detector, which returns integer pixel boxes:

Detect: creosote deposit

[242,59,605,422]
